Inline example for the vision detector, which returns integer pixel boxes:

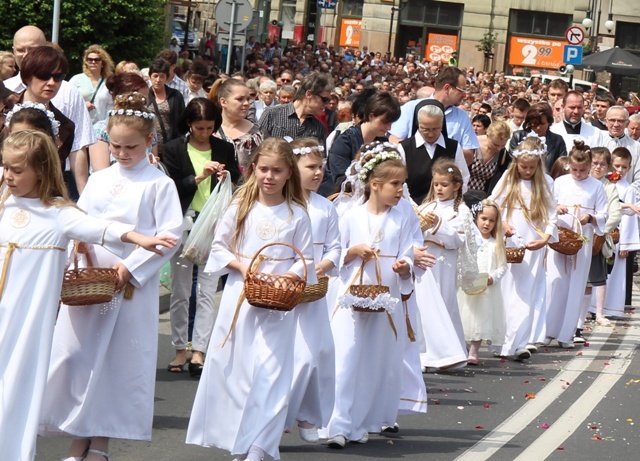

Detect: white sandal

[87,449,110,461]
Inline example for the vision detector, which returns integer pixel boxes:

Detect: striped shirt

[258,102,326,144]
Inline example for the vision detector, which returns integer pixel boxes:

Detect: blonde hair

[107,92,155,137]
[425,159,463,212]
[0,130,73,207]
[493,136,553,225]
[475,199,506,267]
[0,51,15,67]
[230,137,306,251]
[486,119,511,143]
[82,44,115,79]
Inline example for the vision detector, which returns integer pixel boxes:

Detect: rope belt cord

[0,242,65,301]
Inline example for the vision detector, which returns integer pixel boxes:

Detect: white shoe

[596,316,612,326]
[558,341,575,349]
[299,425,319,443]
[542,336,553,346]
[381,423,399,433]
[351,433,369,444]
[514,348,531,361]
[525,343,538,353]
[327,435,346,448]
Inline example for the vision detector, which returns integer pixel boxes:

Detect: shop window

[342,0,363,17]
[616,22,640,51]
[510,10,571,38]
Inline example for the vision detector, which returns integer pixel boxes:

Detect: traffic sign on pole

[563,45,583,65]
[565,26,585,45]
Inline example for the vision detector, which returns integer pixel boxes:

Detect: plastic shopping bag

[181,176,233,265]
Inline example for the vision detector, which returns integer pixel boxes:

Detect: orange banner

[425,33,458,64]
[339,18,362,47]
[508,36,567,70]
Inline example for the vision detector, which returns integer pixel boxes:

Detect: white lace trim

[338,292,399,313]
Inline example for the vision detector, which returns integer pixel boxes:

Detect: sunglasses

[318,95,331,104]
[86,57,102,63]
[281,78,292,83]
[35,72,66,82]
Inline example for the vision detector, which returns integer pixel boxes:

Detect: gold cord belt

[0,242,65,301]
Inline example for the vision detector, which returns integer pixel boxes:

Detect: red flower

[607,171,622,182]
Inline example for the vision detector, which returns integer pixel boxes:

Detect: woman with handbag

[162,98,241,376]
[69,45,114,124]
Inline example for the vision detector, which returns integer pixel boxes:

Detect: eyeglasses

[34,72,66,82]
[86,57,102,63]
[607,118,627,125]
[451,84,466,93]
[592,162,608,168]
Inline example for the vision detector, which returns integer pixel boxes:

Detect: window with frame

[401,0,462,27]
[616,21,640,51]
[342,0,363,17]
[510,10,571,38]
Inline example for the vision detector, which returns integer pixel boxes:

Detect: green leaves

[0,0,167,75]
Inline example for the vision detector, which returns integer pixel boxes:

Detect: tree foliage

[0,0,168,75]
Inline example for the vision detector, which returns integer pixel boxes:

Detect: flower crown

[513,132,546,158]
[4,101,60,137]
[108,108,155,119]
[357,142,401,182]
[292,145,324,155]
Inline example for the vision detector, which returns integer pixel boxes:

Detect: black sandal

[188,361,204,378]
[167,362,186,373]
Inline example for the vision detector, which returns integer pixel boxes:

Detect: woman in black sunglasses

[10,45,75,169]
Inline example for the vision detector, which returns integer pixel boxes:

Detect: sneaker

[558,341,575,349]
[525,344,538,353]
[351,433,369,444]
[573,329,586,344]
[596,316,612,326]
[381,423,399,434]
[299,425,319,443]
[327,435,346,449]
[514,348,531,361]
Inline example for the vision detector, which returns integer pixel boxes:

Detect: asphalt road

[36,290,640,461]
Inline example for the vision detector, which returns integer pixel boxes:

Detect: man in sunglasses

[5,25,94,199]
[258,71,333,145]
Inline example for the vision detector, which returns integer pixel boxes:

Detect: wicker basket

[350,257,390,313]
[592,234,606,255]
[60,242,118,306]
[548,213,584,256]
[300,275,329,303]
[506,246,526,263]
[611,227,620,244]
[414,201,437,231]
[244,242,307,311]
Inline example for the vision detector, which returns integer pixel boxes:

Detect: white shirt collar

[415,132,446,157]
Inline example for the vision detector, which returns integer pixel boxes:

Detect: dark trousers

[625,251,636,306]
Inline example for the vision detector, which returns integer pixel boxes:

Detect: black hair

[177,97,223,135]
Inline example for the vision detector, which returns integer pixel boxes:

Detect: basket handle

[357,252,383,287]
[71,241,94,269]
[562,211,584,235]
[247,241,308,282]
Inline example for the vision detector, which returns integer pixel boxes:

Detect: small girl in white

[459,200,507,365]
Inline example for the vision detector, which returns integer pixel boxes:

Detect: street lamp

[387,0,408,56]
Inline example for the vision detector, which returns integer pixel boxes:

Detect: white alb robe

[186,201,315,460]
[0,194,134,461]
[40,159,183,441]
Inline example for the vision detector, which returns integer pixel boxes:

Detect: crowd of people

[1,25,640,461]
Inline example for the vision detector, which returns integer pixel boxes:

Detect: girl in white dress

[414,160,469,370]
[459,200,507,364]
[0,130,175,461]
[186,138,316,461]
[545,140,608,348]
[39,93,184,461]
[490,135,557,360]
[325,142,414,448]
[602,147,640,319]
[284,138,340,442]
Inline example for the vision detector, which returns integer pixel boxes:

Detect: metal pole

[52,0,61,43]
[387,0,396,55]
[225,0,238,74]
[241,36,247,73]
